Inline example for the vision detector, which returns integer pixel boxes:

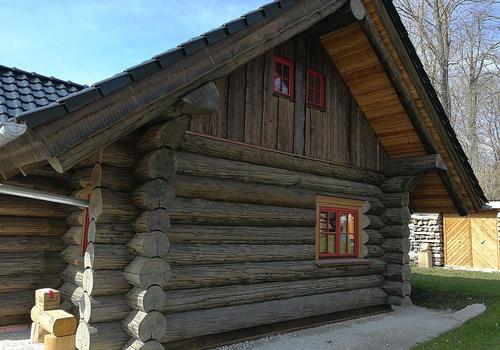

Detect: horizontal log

[381,176,419,193]
[70,165,136,191]
[62,244,84,268]
[124,339,165,350]
[167,243,314,266]
[381,238,410,254]
[383,263,411,282]
[83,269,130,296]
[123,310,166,342]
[84,243,134,270]
[76,321,129,350]
[167,259,386,290]
[382,281,411,297]
[0,290,33,325]
[60,282,84,306]
[383,207,411,225]
[181,133,384,185]
[138,116,191,151]
[64,224,134,245]
[67,189,139,225]
[31,306,77,337]
[124,257,172,288]
[133,179,175,210]
[0,216,67,236]
[387,295,412,306]
[382,193,409,208]
[383,253,410,264]
[128,232,170,258]
[362,245,384,258]
[61,265,85,288]
[170,198,315,226]
[361,214,384,230]
[81,293,131,323]
[163,275,384,314]
[362,229,384,245]
[0,273,61,293]
[0,195,70,218]
[361,199,385,215]
[175,151,383,198]
[127,286,166,313]
[385,154,447,177]
[162,287,387,342]
[135,148,176,181]
[167,225,314,245]
[0,236,64,253]
[0,252,64,276]
[381,225,410,238]
[134,209,170,233]
[4,175,71,195]
[75,141,139,169]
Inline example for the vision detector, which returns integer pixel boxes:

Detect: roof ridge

[0,64,85,89]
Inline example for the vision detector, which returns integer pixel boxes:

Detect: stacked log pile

[0,166,70,326]
[137,129,391,348]
[408,214,444,266]
[380,176,414,306]
[67,142,138,350]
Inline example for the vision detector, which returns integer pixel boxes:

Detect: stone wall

[409,213,444,267]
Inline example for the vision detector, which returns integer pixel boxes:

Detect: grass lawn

[410,267,500,350]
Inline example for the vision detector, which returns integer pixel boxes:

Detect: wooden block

[30,322,48,344]
[36,288,61,311]
[31,306,77,337]
[418,251,433,268]
[44,333,76,350]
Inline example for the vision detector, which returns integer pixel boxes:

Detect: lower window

[316,196,362,260]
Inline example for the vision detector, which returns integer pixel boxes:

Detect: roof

[12,0,295,128]
[0,65,84,122]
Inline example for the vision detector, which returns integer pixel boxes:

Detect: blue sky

[0,1,267,85]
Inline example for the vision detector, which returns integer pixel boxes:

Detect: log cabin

[0,0,489,349]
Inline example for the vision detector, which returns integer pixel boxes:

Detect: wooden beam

[352,2,437,155]
[437,171,468,216]
[385,154,447,177]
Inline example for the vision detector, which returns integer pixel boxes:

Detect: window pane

[348,213,355,255]
[274,77,282,93]
[314,91,321,105]
[319,234,327,254]
[319,212,327,233]
[283,65,290,79]
[315,76,321,90]
[282,79,289,95]
[328,234,336,254]
[328,212,336,255]
[339,213,347,254]
[275,62,282,77]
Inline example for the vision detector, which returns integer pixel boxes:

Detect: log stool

[30,288,77,350]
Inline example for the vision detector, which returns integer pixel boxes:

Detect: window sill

[315,258,371,267]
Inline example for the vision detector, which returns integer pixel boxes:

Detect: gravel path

[0,304,486,350]
[217,304,486,350]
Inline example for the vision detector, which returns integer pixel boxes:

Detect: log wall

[69,143,138,350]
[131,119,390,349]
[0,167,70,326]
[189,36,385,171]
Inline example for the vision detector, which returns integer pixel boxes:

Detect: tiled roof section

[13,0,296,128]
[0,65,84,122]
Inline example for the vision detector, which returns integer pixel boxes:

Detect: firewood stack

[30,288,77,349]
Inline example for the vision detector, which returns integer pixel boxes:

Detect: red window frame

[272,56,294,98]
[307,69,325,109]
[317,206,359,259]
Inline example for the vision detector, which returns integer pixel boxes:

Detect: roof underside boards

[321,1,486,213]
[0,66,83,121]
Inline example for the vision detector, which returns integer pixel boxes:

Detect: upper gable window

[307,69,325,109]
[273,56,294,98]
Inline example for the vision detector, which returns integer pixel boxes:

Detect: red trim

[81,202,91,255]
[272,56,294,98]
[307,69,325,109]
[318,206,358,258]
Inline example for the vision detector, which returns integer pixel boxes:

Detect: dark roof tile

[243,10,264,25]
[94,72,133,96]
[154,47,186,68]
[126,59,161,82]
[58,87,101,112]
[180,36,208,56]
[262,2,281,16]
[16,102,67,127]
[225,18,246,34]
[204,27,228,45]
